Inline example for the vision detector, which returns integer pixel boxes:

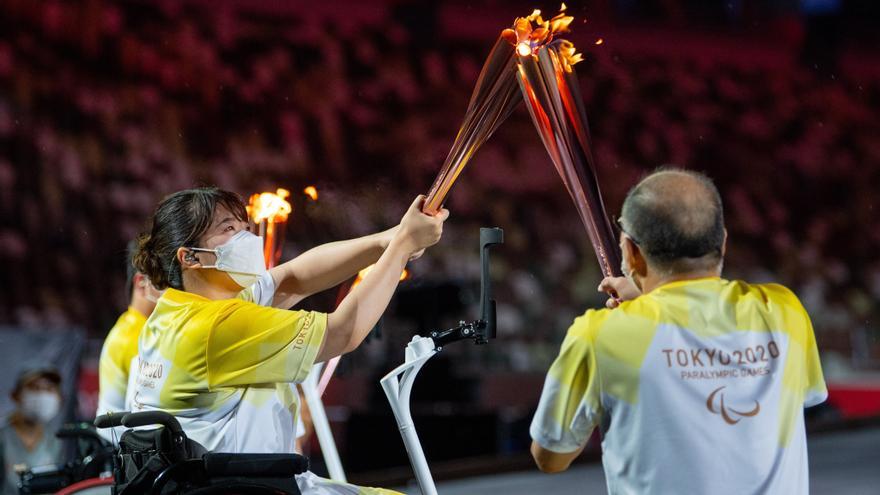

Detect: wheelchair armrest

[203,453,309,478]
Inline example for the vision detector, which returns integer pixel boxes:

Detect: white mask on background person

[20,391,61,423]
[188,230,267,288]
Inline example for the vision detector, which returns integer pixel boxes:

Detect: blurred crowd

[0,0,878,375]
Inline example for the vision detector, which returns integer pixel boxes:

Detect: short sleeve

[530,312,602,453]
[206,301,326,389]
[97,312,142,416]
[801,311,827,407]
[97,338,128,414]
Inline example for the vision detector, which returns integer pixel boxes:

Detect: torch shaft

[423,37,520,214]
[516,45,621,278]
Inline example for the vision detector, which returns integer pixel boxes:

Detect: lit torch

[422,28,522,215]
[511,5,621,277]
[247,188,293,268]
[423,5,620,278]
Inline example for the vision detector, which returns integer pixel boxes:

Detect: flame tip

[248,188,293,223]
[509,5,579,55]
[303,185,319,201]
[507,7,587,71]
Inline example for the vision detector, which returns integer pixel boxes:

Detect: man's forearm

[270,228,394,307]
[531,440,584,473]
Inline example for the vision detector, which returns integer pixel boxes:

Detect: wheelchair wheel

[54,477,113,495]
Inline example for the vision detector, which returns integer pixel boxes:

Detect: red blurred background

[0,0,878,488]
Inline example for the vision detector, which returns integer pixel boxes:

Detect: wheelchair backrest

[95,411,207,495]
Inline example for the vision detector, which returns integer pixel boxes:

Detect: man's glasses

[614,215,640,245]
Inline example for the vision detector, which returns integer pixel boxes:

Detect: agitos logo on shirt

[706,386,761,425]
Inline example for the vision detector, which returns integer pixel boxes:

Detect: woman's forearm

[319,237,411,361]
[270,227,396,307]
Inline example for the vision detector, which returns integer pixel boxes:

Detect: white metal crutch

[301,362,347,482]
[381,227,503,495]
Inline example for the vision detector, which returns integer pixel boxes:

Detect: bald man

[530,169,826,494]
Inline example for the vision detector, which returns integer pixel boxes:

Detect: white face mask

[189,230,267,289]
[21,391,60,423]
[621,256,642,292]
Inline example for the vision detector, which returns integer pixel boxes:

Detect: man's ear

[721,228,728,258]
[177,247,201,270]
[623,237,647,276]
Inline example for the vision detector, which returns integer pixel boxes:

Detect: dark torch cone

[423,36,520,214]
[515,42,621,277]
[424,5,621,278]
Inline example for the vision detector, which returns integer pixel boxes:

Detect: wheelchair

[92,410,308,495]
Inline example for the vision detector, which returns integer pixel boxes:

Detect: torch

[422,5,621,278]
[422,33,521,214]
[246,188,293,268]
[511,7,621,277]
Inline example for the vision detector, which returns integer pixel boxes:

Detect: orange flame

[501,3,581,64]
[303,185,319,201]
[505,4,582,67]
[247,188,293,268]
[352,265,409,288]
[247,188,292,223]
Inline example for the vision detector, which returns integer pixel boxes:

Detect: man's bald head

[620,168,725,274]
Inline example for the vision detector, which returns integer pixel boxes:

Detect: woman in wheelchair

[117,187,447,494]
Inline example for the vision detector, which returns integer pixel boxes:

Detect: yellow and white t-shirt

[531,278,826,495]
[97,307,147,440]
[130,275,326,453]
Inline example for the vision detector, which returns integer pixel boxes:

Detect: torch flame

[506,4,582,67]
[352,265,409,288]
[247,188,292,223]
[303,185,319,201]
[556,40,584,72]
[247,188,293,267]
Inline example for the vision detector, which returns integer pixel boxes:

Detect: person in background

[0,368,64,495]
[96,242,162,442]
[530,169,826,494]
